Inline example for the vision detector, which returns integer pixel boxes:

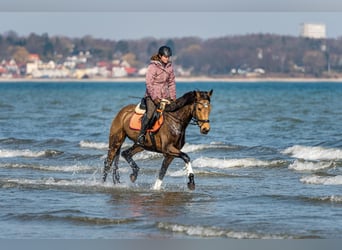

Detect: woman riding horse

[137,45,176,145]
[103,89,213,190]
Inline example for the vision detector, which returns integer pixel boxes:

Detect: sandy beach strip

[1,76,342,83]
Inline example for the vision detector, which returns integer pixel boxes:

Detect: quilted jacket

[145,54,176,101]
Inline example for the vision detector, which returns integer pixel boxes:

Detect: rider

[136,45,176,145]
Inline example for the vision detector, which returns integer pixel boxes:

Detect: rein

[164,97,211,127]
[190,117,210,126]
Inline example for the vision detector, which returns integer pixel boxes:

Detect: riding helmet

[158,46,172,57]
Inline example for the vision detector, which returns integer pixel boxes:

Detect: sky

[1,0,342,40]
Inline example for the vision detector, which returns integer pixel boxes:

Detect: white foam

[300,175,342,185]
[0,149,47,158]
[79,140,233,155]
[329,195,342,202]
[79,140,108,150]
[133,151,162,160]
[318,195,342,203]
[282,145,342,161]
[0,163,96,173]
[4,177,130,190]
[131,142,233,160]
[288,159,334,171]
[168,169,186,177]
[193,157,282,169]
[157,222,285,239]
[182,142,235,153]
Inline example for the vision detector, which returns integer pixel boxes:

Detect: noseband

[191,101,210,126]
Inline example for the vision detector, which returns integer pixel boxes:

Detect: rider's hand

[153,98,161,105]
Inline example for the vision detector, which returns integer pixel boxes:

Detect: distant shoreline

[1,76,342,83]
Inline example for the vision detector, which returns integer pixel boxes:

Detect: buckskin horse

[102,89,213,190]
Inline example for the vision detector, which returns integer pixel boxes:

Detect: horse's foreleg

[153,156,174,190]
[185,162,195,190]
[180,152,195,190]
[164,147,195,190]
[121,144,143,183]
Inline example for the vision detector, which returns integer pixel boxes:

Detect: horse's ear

[208,89,213,97]
[195,90,201,100]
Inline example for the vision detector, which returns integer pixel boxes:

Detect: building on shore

[300,23,326,39]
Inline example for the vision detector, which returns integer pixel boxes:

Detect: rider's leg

[137,97,155,144]
[137,114,149,144]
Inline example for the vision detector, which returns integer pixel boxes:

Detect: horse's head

[193,90,213,134]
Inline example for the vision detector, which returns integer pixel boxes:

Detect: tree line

[1,30,342,77]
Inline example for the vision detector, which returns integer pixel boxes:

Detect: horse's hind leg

[103,146,119,183]
[103,152,112,182]
[121,144,144,183]
[103,134,124,183]
[111,146,122,183]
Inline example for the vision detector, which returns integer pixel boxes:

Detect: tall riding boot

[137,114,149,145]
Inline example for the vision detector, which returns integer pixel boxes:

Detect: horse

[102,89,213,190]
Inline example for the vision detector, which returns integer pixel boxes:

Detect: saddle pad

[135,103,146,115]
[129,113,164,133]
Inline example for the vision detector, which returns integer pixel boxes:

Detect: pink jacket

[145,55,176,101]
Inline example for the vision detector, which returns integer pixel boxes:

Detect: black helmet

[158,46,172,57]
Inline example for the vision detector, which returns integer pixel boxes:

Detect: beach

[1,75,342,83]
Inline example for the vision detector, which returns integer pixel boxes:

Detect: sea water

[0,81,341,239]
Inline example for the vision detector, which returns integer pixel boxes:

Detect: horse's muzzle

[200,124,210,134]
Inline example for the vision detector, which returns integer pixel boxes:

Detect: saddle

[129,102,165,133]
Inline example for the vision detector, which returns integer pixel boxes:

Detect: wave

[79,140,108,150]
[79,140,236,152]
[9,212,138,225]
[0,177,133,193]
[304,195,342,203]
[182,142,237,153]
[0,148,63,158]
[167,168,236,178]
[79,140,163,161]
[0,102,14,110]
[289,159,334,172]
[0,163,97,173]
[156,222,291,239]
[300,175,342,185]
[282,145,342,161]
[266,193,342,205]
[0,137,36,145]
[320,195,342,203]
[0,137,69,147]
[192,157,285,169]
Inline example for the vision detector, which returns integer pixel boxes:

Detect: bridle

[190,101,211,126]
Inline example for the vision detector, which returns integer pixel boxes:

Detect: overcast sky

[1,1,342,40]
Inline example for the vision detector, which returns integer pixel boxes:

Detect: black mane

[165,91,196,112]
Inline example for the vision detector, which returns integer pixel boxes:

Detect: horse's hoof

[130,174,137,183]
[102,174,107,183]
[187,182,195,190]
[187,173,195,190]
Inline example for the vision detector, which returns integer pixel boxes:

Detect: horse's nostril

[201,127,210,134]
